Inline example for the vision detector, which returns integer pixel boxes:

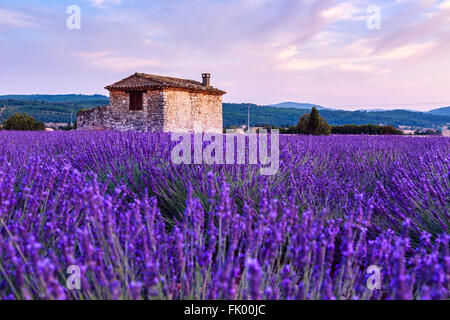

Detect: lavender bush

[0,131,448,300]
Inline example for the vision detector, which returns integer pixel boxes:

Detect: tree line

[331,124,402,135]
[261,108,404,135]
[1,108,439,135]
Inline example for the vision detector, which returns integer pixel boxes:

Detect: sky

[0,0,450,111]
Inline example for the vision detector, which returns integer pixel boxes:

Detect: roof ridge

[135,73,201,85]
[105,73,226,95]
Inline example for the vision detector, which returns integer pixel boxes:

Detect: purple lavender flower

[0,131,447,300]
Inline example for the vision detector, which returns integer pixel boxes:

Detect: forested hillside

[0,95,108,123]
[1,96,449,128]
[223,103,450,128]
[428,106,450,116]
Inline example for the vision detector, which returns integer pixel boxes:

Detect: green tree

[309,107,321,134]
[296,108,331,135]
[2,113,45,131]
[296,114,310,134]
[319,119,331,135]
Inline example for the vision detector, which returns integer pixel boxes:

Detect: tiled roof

[105,73,226,95]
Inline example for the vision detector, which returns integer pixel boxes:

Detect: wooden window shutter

[136,92,143,109]
[129,92,143,110]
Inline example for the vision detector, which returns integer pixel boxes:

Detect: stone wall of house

[77,89,223,133]
[77,91,165,132]
[163,89,223,133]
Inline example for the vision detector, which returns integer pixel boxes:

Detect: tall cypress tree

[295,107,331,135]
[309,107,320,134]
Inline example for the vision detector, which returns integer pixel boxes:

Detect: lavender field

[0,131,448,300]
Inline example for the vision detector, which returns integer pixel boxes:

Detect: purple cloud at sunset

[1,0,449,110]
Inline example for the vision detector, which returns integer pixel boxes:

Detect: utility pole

[248,104,250,133]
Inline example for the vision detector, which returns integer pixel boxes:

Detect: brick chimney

[202,73,211,87]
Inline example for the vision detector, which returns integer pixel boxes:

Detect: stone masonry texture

[77,74,225,133]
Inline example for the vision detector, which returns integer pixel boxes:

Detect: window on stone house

[129,91,144,111]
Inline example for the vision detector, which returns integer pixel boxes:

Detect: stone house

[77,73,226,132]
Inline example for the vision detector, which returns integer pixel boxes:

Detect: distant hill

[428,106,450,116]
[0,94,108,104]
[267,102,329,110]
[1,95,449,128]
[223,103,450,128]
[0,95,108,123]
